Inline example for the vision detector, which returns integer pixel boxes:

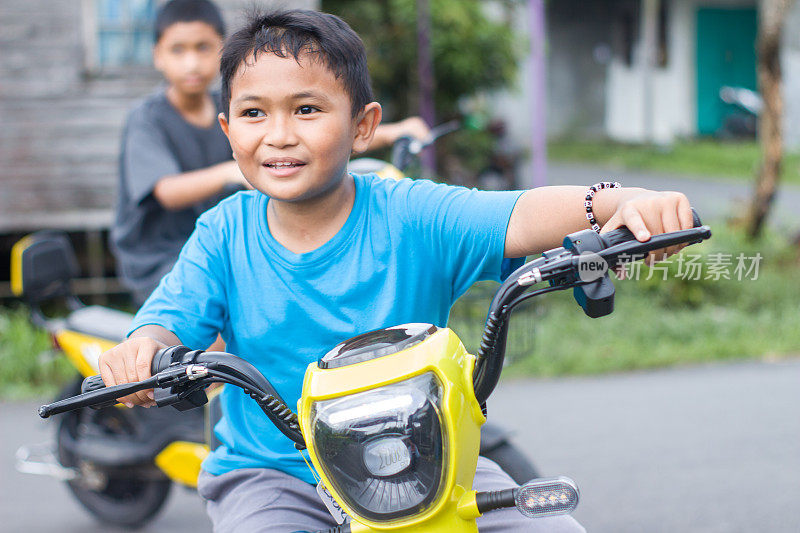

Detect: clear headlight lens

[310,373,446,522]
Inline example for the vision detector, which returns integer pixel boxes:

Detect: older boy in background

[112,0,243,305]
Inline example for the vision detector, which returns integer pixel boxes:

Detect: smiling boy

[100,10,693,532]
[113,2,429,306]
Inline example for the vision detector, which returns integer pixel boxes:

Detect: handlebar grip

[151,347,175,375]
[600,208,702,248]
[390,136,413,172]
[77,346,176,410]
[80,374,119,409]
[81,374,106,394]
[79,346,175,396]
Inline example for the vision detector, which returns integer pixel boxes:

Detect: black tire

[481,441,541,485]
[55,378,172,529]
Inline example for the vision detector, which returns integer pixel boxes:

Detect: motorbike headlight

[310,372,446,522]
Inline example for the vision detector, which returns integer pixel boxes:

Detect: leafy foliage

[322,0,521,120]
[449,221,800,376]
[0,306,73,398]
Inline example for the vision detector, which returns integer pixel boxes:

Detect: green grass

[0,307,74,399]
[448,221,800,376]
[548,138,800,185]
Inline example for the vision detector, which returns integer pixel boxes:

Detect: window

[83,0,157,72]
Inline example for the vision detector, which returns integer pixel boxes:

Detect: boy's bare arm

[505,185,693,260]
[153,160,250,211]
[97,325,181,407]
[368,117,430,151]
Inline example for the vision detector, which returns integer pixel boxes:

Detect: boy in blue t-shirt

[100,9,694,533]
[113,1,430,306]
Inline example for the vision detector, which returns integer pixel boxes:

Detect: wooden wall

[0,0,317,234]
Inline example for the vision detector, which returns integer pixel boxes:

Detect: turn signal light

[515,476,579,518]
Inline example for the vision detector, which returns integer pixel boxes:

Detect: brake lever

[39,376,158,418]
[38,365,211,418]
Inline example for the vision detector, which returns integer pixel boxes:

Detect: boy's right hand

[98,337,167,408]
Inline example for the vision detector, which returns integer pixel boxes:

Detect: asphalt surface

[490,360,800,533]
[2,358,798,532]
[0,397,210,533]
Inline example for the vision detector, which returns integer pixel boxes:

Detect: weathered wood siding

[0,0,317,233]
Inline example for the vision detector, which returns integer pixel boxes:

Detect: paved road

[548,162,800,230]
[488,359,800,533]
[0,402,211,533]
[2,359,798,532]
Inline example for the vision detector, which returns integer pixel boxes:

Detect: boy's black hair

[220,10,373,118]
[155,0,225,42]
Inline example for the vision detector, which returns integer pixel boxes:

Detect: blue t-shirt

[131,173,523,483]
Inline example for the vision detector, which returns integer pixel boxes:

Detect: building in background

[542,0,800,146]
[489,0,800,158]
[603,0,759,144]
[3,0,800,243]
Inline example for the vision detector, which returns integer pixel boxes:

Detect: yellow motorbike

[39,214,711,532]
[11,232,209,527]
[13,230,536,527]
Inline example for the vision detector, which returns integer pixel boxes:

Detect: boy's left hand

[599,190,694,269]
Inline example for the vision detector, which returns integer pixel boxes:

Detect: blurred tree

[746,0,795,238]
[322,0,521,121]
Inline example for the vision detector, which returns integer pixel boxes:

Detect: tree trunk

[746,0,793,238]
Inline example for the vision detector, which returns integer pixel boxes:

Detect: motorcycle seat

[65,305,134,342]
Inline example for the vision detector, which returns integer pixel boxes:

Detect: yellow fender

[154,441,210,487]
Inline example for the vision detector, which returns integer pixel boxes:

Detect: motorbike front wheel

[55,378,172,528]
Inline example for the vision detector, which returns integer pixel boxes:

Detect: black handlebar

[39,347,306,447]
[599,209,703,249]
[472,208,712,405]
[79,374,118,410]
[390,120,460,172]
[67,345,203,410]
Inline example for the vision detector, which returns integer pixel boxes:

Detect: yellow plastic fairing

[10,235,33,296]
[54,331,117,377]
[375,164,405,181]
[299,327,485,532]
[154,441,210,487]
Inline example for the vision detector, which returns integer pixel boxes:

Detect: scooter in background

[12,231,209,528]
[718,85,761,139]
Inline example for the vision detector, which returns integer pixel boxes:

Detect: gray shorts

[197,456,585,533]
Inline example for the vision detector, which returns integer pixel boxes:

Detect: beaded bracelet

[584,181,621,233]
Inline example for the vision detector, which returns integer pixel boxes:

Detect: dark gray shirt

[111,90,233,303]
